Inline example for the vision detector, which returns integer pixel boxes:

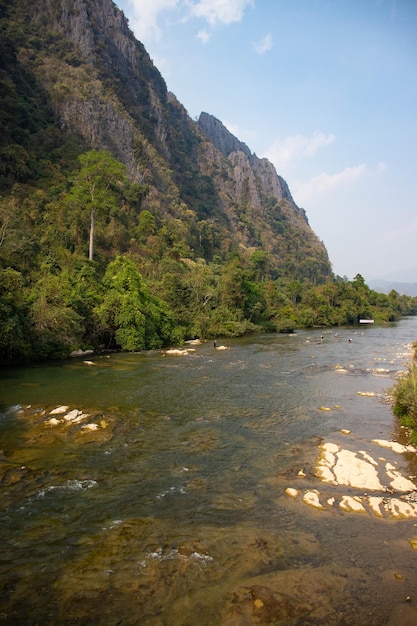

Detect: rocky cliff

[198,112,307,220]
[0,0,332,282]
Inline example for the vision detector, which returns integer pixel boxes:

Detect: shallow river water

[1,319,417,625]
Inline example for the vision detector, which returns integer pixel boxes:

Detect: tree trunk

[89,207,95,260]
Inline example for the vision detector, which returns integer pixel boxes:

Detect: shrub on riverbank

[393,342,417,444]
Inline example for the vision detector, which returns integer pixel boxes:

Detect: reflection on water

[1,320,417,624]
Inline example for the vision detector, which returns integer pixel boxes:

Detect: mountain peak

[198,112,252,159]
[198,111,307,223]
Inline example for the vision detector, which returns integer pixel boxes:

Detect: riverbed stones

[11,404,116,446]
[50,405,69,415]
[164,348,196,356]
[339,495,366,513]
[318,444,385,490]
[47,417,61,426]
[284,432,417,520]
[302,490,325,510]
[372,439,415,454]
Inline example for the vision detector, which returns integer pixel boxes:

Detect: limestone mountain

[0,0,331,283]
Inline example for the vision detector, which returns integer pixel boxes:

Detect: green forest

[1,0,417,367]
[1,145,416,365]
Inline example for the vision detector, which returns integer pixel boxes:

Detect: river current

[1,318,417,625]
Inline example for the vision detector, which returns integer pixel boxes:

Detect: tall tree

[68,151,128,260]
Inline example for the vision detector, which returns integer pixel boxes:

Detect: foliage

[0,268,32,364]
[66,150,129,260]
[94,257,177,351]
[392,343,417,444]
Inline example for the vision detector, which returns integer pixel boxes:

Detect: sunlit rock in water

[339,496,366,513]
[372,439,415,454]
[164,348,195,355]
[386,462,416,492]
[47,417,61,426]
[284,432,417,520]
[50,405,69,415]
[63,409,85,423]
[302,490,325,510]
[384,498,417,519]
[367,496,385,518]
[317,444,385,490]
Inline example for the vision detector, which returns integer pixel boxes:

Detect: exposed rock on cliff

[198,112,252,160]
[198,112,307,223]
[1,0,332,282]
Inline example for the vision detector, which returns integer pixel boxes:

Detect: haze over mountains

[367,270,417,297]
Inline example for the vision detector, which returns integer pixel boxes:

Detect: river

[1,318,417,625]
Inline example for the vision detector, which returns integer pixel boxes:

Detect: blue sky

[116,0,417,281]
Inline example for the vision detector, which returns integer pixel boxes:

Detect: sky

[115,0,417,282]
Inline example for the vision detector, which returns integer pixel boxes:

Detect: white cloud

[263,131,336,169]
[189,0,254,26]
[197,28,211,43]
[295,165,367,204]
[293,162,387,205]
[253,33,273,54]
[127,0,253,42]
[128,0,180,41]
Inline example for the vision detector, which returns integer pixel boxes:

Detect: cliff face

[27,0,171,177]
[198,112,303,218]
[1,0,332,282]
[198,112,252,160]
[196,113,316,263]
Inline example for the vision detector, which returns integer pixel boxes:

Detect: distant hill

[367,280,417,297]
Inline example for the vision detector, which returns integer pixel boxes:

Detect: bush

[392,344,417,443]
[393,365,417,425]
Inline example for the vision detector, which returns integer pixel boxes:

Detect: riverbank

[392,341,417,443]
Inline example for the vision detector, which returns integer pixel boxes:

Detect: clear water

[1,319,417,625]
